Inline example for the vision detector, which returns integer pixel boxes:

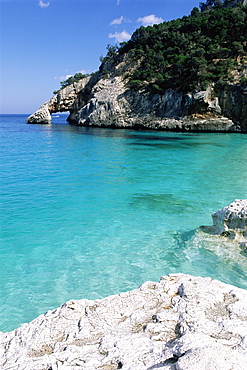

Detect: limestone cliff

[26,67,247,131]
[26,2,247,132]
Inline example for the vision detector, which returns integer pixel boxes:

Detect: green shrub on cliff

[101,2,247,93]
[53,72,89,94]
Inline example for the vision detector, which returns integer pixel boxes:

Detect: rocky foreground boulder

[1,273,247,370]
[1,200,246,369]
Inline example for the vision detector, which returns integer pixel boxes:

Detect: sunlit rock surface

[1,273,247,370]
[26,59,247,131]
[26,103,52,124]
[201,199,247,248]
[1,201,247,369]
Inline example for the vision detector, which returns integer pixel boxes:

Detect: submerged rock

[1,273,247,369]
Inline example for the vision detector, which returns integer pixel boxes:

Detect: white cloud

[77,69,87,75]
[108,30,131,43]
[137,14,164,26]
[110,16,124,26]
[38,1,50,8]
[59,74,73,81]
[116,0,120,5]
[58,70,88,81]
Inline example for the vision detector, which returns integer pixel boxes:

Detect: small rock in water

[201,199,247,248]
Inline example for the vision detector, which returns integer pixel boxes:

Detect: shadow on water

[68,127,228,149]
[71,127,187,141]
[22,119,230,150]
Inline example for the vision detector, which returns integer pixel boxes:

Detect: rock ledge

[1,273,247,370]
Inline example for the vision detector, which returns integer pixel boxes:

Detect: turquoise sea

[0,114,247,332]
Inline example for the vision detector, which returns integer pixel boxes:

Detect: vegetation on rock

[52,1,247,96]
[101,0,247,93]
[53,72,90,95]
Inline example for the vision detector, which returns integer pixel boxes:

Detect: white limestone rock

[201,199,247,248]
[26,69,243,131]
[26,74,99,124]
[26,103,51,124]
[75,76,236,131]
[212,199,247,233]
[77,76,130,127]
[1,273,247,369]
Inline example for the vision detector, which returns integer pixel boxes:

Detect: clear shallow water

[0,114,247,332]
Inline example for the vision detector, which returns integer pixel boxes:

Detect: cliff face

[26,66,247,131]
[26,74,98,125]
[216,83,247,131]
[26,2,247,132]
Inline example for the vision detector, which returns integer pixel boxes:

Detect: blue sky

[0,0,200,114]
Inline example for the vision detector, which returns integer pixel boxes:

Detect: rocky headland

[1,200,247,369]
[26,1,247,131]
[26,67,247,132]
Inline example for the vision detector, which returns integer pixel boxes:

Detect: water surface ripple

[0,114,247,332]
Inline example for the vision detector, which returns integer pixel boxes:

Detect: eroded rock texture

[1,273,247,369]
[201,199,247,248]
[26,60,247,131]
[26,103,52,125]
